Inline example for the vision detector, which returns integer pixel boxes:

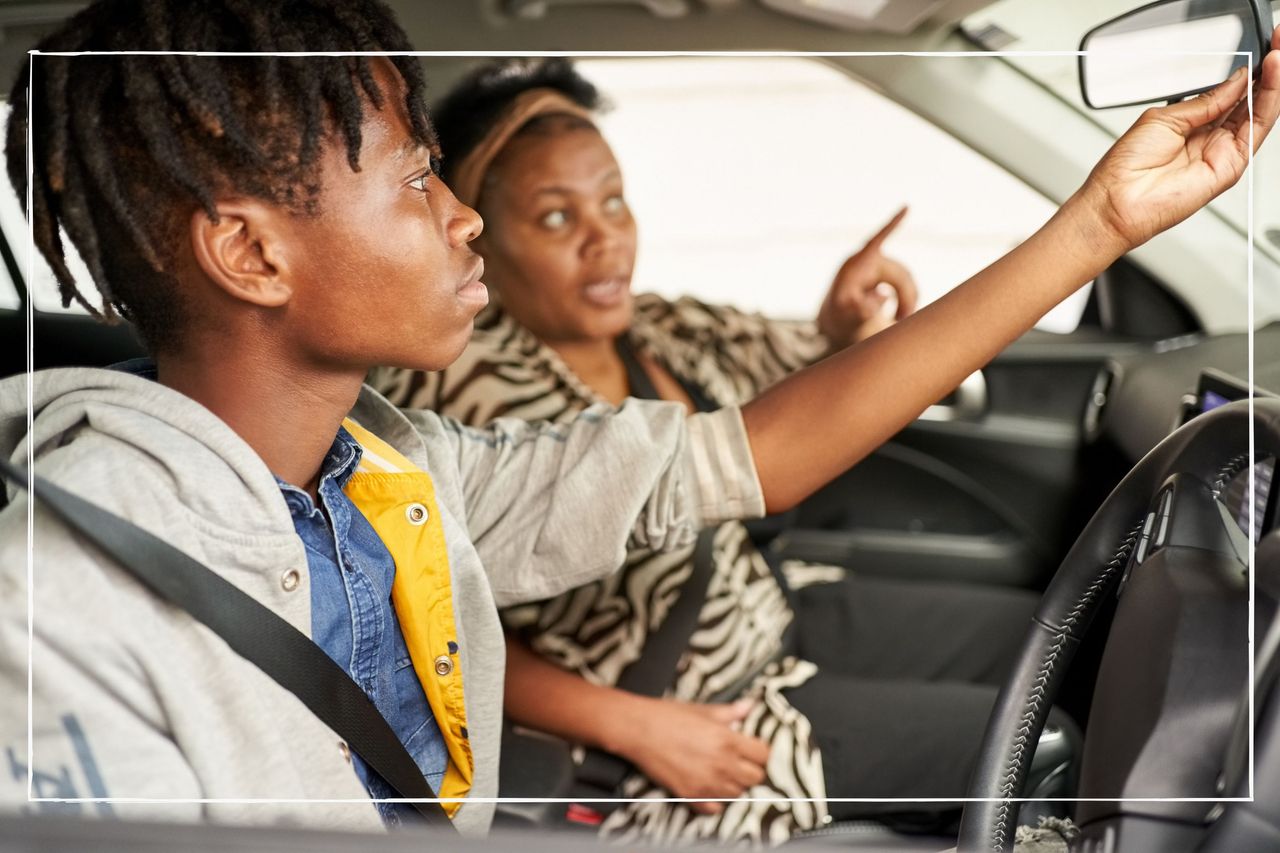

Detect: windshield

[964,0,1280,265]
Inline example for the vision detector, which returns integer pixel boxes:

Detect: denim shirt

[276,428,448,825]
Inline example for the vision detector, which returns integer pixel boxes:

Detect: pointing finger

[865,205,909,251]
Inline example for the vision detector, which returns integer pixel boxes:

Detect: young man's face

[277,60,488,374]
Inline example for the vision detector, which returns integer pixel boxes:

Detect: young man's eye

[540,209,568,229]
[410,168,433,194]
[603,195,627,215]
[410,156,443,195]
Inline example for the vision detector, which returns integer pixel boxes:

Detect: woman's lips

[583,276,629,308]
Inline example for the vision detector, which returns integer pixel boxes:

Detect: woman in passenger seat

[369,56,1274,844]
[2,0,1277,841]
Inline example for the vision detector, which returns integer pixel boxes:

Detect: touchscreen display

[1201,389,1233,413]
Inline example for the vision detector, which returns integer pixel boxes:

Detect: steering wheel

[957,398,1279,852]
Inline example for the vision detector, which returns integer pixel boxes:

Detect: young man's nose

[442,180,484,246]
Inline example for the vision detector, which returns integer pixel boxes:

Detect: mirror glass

[1081,0,1262,109]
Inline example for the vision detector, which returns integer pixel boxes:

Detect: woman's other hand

[615,697,770,815]
[817,206,918,349]
[1075,25,1280,256]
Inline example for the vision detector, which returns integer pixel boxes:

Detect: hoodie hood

[0,367,294,540]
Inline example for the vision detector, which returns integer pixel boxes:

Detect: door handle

[920,370,988,422]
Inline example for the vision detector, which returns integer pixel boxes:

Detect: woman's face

[474,123,637,346]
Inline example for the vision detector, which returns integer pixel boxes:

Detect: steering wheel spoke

[1115,472,1251,599]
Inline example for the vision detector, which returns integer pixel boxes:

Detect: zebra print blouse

[370,294,835,846]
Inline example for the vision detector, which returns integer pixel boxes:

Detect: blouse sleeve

[366,364,444,412]
[643,295,832,401]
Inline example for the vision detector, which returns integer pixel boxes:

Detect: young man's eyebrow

[396,138,433,162]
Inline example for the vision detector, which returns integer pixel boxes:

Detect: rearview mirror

[1079,0,1274,110]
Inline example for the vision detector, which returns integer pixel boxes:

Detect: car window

[4,60,1089,332]
[0,105,95,315]
[0,261,17,310]
[577,56,1087,333]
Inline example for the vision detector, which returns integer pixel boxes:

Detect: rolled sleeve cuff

[683,406,765,526]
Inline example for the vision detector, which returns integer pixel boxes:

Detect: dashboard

[1090,322,1280,545]
[1091,321,1280,461]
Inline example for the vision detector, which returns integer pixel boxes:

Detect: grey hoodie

[0,367,764,835]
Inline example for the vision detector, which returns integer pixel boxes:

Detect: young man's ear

[189,200,293,308]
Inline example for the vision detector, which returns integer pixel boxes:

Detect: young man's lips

[458,259,488,306]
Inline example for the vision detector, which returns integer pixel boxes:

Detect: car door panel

[784,329,1147,587]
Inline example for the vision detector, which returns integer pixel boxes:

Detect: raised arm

[433,402,763,606]
[746,44,1280,514]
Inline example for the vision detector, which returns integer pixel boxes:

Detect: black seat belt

[0,456,454,831]
[561,340,722,810]
[616,335,798,607]
[568,529,716,804]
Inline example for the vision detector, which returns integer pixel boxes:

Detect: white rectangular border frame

[22,48,1259,809]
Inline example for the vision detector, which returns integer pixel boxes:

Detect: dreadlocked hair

[433,57,606,189]
[6,0,433,352]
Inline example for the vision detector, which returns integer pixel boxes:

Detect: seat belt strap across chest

[568,338,722,805]
[0,457,455,831]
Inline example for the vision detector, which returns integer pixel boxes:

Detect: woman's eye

[603,195,627,214]
[540,209,568,229]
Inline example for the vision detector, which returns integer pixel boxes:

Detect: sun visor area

[759,0,1002,34]
[497,0,1003,34]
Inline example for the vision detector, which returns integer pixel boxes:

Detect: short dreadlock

[6,0,433,352]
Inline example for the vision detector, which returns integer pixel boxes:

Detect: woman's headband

[448,88,596,210]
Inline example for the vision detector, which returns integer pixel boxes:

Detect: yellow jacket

[343,418,472,814]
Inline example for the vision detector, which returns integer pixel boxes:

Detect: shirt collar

[276,427,364,517]
[109,357,159,380]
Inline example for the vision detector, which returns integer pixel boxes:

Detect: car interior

[1,0,1279,851]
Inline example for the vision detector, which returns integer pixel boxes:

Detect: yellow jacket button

[406,503,429,525]
[434,655,454,676]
